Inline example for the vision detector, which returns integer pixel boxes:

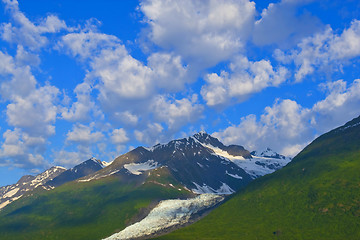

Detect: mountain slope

[157,115,360,240]
[0,166,65,210]
[0,168,192,240]
[45,158,106,187]
[80,132,289,194]
[0,132,291,240]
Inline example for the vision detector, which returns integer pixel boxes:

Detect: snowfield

[192,182,234,194]
[103,194,224,240]
[123,160,159,175]
[200,142,291,178]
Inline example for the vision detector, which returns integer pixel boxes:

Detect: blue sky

[0,0,360,186]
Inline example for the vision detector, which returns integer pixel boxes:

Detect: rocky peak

[192,131,224,148]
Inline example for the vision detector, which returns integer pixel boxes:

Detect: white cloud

[253,0,322,47]
[58,29,120,60]
[66,123,104,145]
[6,85,59,136]
[0,21,61,169]
[0,129,47,168]
[0,50,59,139]
[214,78,360,156]
[140,0,255,67]
[15,45,40,66]
[275,20,360,81]
[151,94,204,131]
[201,56,288,107]
[113,111,139,125]
[1,0,67,50]
[147,52,190,91]
[61,82,102,122]
[59,29,193,130]
[91,46,153,100]
[89,48,189,104]
[0,50,37,99]
[213,99,311,156]
[312,79,360,133]
[52,149,92,168]
[110,128,129,144]
[134,123,164,146]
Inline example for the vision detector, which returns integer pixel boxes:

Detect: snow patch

[101,161,112,167]
[54,166,66,171]
[201,143,245,161]
[103,194,223,240]
[192,182,234,195]
[3,188,19,198]
[78,170,120,183]
[338,121,360,131]
[124,160,159,175]
[225,171,243,179]
[0,200,10,209]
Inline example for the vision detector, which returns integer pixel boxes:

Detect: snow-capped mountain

[242,148,292,178]
[0,166,66,210]
[45,157,106,187]
[79,132,291,195]
[0,132,293,240]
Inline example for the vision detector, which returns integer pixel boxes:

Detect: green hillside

[156,116,360,240]
[0,167,192,240]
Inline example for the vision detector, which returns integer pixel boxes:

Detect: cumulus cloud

[201,56,288,107]
[147,52,190,91]
[275,20,360,81]
[6,85,59,136]
[0,4,64,169]
[0,50,37,99]
[213,99,311,156]
[1,0,68,50]
[312,79,360,132]
[66,123,104,145]
[253,0,322,47]
[134,123,164,146]
[112,111,139,126]
[59,27,193,132]
[0,129,47,168]
[151,94,204,131]
[110,128,129,144]
[52,149,93,168]
[61,82,102,122]
[91,46,153,100]
[214,78,360,156]
[0,49,60,168]
[58,27,120,60]
[140,0,255,67]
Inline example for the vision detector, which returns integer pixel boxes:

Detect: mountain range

[1,113,359,239]
[157,115,360,240]
[0,131,291,239]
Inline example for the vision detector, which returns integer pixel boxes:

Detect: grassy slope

[157,117,360,240]
[0,168,192,240]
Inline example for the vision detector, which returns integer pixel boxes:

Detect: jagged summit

[80,132,291,194]
[46,158,105,188]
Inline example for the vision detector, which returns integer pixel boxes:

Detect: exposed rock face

[45,158,106,187]
[80,132,291,195]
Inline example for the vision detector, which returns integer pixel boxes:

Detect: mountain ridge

[156,115,360,240]
[78,131,290,194]
[0,166,66,210]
